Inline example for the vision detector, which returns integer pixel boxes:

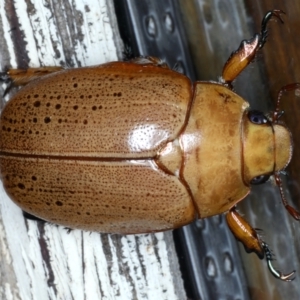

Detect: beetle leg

[273,82,300,122]
[221,9,285,87]
[262,242,296,281]
[1,66,64,86]
[226,207,295,281]
[0,66,63,97]
[130,56,170,68]
[0,66,63,90]
[226,208,264,257]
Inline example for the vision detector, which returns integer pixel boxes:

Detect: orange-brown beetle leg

[0,66,63,87]
[0,66,63,96]
[131,56,170,69]
[226,207,295,281]
[226,208,264,257]
[221,9,285,88]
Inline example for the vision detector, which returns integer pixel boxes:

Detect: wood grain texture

[0,1,186,299]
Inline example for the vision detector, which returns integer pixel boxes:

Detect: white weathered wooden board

[0,1,186,299]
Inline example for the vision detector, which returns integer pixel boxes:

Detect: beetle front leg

[221,9,285,87]
[226,207,264,257]
[226,207,295,281]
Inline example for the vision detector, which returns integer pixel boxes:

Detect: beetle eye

[250,174,270,185]
[248,110,268,125]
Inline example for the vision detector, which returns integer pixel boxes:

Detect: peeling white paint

[0,2,17,68]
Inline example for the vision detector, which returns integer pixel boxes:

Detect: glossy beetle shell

[0,61,292,234]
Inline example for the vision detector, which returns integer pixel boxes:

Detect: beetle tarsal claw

[262,242,295,281]
[259,9,285,49]
[266,259,296,282]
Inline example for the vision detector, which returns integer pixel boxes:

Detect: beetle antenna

[274,173,300,220]
[273,83,300,123]
[262,242,295,281]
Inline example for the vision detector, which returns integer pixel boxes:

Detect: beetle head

[242,110,292,185]
[242,83,300,220]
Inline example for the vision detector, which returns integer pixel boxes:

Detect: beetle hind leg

[0,66,63,92]
[221,9,285,87]
[0,66,64,97]
[226,207,295,281]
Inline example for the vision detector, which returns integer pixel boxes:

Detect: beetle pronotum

[0,9,299,281]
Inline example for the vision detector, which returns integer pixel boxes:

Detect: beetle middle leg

[221,9,285,87]
[130,56,170,68]
[226,207,295,281]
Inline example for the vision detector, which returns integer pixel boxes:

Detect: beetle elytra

[0,9,299,281]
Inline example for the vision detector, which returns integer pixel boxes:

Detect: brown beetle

[0,9,298,281]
